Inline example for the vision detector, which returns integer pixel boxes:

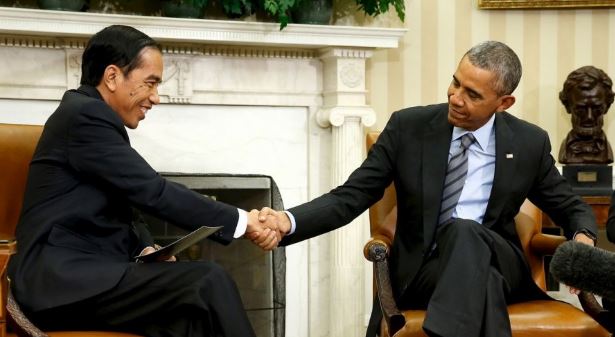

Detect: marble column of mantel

[317,46,376,336]
[0,8,405,336]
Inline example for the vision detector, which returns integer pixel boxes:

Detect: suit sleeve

[66,100,239,244]
[281,111,401,245]
[526,130,597,239]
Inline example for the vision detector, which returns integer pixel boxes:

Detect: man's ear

[102,65,121,92]
[496,95,516,112]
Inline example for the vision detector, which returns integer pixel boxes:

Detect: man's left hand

[573,232,595,246]
[139,245,177,262]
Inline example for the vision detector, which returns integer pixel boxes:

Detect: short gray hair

[464,41,522,96]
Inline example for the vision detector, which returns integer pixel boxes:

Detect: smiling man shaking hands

[257,41,597,337]
[8,25,282,337]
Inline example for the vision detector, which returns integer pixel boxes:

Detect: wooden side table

[542,195,612,229]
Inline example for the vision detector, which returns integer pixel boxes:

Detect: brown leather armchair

[0,123,142,337]
[363,131,610,337]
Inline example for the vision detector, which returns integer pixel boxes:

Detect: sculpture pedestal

[562,164,613,196]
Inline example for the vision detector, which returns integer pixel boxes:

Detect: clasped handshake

[245,207,290,250]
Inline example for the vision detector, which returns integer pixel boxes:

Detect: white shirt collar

[451,113,496,151]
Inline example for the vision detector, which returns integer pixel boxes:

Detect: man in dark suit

[8,25,279,337]
[254,41,597,337]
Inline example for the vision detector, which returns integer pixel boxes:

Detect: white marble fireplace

[0,7,404,337]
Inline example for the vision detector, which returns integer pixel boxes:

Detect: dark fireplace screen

[132,174,285,337]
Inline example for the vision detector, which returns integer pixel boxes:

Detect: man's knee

[444,219,484,238]
[175,262,241,306]
[191,261,234,284]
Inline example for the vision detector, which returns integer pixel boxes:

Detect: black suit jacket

[282,103,596,297]
[8,85,240,313]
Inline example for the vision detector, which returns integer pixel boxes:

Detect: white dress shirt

[450,114,496,224]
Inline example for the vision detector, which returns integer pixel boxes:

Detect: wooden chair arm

[0,240,48,337]
[363,239,405,335]
[364,236,391,262]
[7,286,48,337]
[0,250,9,334]
[529,233,566,256]
[578,291,614,332]
[579,291,612,331]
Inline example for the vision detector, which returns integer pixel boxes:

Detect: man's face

[568,85,607,138]
[108,48,163,129]
[447,56,513,131]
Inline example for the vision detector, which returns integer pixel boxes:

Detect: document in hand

[135,226,222,262]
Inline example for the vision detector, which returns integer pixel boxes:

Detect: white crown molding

[0,7,406,49]
[0,34,318,58]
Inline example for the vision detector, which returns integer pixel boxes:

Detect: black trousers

[29,261,256,337]
[600,298,615,332]
[368,219,535,337]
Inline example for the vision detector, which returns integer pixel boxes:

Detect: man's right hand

[246,209,281,251]
[257,207,291,237]
[245,207,292,251]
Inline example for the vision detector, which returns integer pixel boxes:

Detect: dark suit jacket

[8,85,240,313]
[282,103,597,298]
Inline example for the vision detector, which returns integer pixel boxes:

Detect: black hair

[80,25,161,86]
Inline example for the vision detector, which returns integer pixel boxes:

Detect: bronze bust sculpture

[559,66,614,164]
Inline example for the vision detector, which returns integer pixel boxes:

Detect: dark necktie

[438,133,476,225]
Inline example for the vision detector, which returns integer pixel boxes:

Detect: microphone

[550,241,615,300]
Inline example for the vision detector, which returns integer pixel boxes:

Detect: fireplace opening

[133,173,285,337]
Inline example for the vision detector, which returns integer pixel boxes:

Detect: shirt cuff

[234,209,248,238]
[284,210,297,235]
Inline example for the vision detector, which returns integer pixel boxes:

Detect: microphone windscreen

[550,241,615,300]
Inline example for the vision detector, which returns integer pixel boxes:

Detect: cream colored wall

[367,0,615,160]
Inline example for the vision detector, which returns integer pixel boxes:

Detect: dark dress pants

[29,261,256,337]
[600,298,615,331]
[398,219,534,337]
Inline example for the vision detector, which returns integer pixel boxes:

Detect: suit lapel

[483,112,517,228]
[422,106,452,249]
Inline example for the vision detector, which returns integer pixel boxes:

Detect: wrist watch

[574,228,597,244]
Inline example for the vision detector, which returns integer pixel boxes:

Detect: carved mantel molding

[0,7,405,49]
[0,7,405,106]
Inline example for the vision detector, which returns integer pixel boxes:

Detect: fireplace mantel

[0,7,405,49]
[0,8,405,337]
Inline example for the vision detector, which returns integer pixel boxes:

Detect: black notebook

[135,225,222,262]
